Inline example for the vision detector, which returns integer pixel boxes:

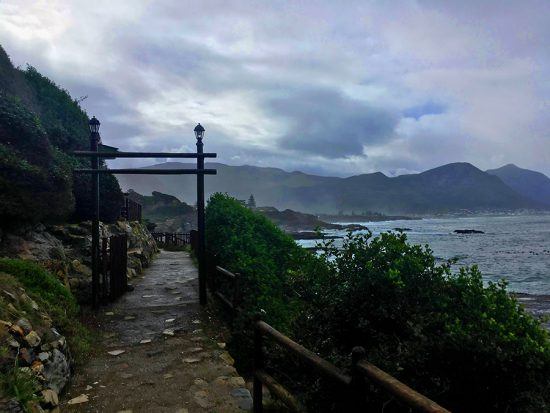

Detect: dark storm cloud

[271,89,398,158]
[0,0,548,176]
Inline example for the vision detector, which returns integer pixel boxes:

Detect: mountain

[117,161,545,215]
[486,164,550,206]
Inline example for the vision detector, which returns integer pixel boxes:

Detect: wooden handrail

[357,361,450,413]
[256,321,351,385]
[216,266,237,279]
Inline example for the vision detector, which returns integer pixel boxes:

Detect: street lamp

[89,116,101,308]
[194,123,205,141]
[194,122,207,305]
[89,116,101,133]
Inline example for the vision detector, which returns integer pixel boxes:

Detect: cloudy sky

[1,0,548,176]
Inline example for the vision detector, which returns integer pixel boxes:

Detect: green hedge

[205,193,550,412]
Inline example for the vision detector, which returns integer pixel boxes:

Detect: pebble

[185,347,203,353]
[193,378,208,386]
[67,394,89,405]
[24,331,41,347]
[124,316,135,320]
[41,389,59,407]
[162,329,175,336]
[231,388,253,410]
[192,319,200,324]
[85,385,93,391]
[165,318,176,323]
[163,373,174,379]
[105,312,115,316]
[139,339,152,344]
[219,352,235,365]
[183,357,201,363]
[107,350,126,356]
[194,390,212,408]
[217,342,226,349]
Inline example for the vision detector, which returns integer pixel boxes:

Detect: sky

[0,0,548,177]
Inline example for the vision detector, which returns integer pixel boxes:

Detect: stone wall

[0,221,158,304]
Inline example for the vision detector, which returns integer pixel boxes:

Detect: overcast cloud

[0,0,548,176]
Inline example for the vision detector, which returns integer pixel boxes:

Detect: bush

[206,195,550,412]
[206,193,306,368]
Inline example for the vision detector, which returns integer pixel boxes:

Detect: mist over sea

[297,215,550,295]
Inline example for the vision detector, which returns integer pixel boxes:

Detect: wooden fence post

[349,346,367,412]
[253,319,264,413]
[232,272,241,316]
[101,237,108,299]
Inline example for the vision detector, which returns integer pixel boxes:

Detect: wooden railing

[121,196,142,222]
[209,264,451,413]
[151,232,190,247]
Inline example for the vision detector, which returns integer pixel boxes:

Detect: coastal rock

[454,229,484,234]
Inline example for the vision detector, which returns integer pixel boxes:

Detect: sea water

[296,215,550,295]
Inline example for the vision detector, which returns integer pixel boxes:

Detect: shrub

[206,195,550,412]
[206,193,306,368]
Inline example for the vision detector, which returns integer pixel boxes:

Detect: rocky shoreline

[514,293,550,330]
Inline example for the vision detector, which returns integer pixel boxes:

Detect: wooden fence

[207,263,450,413]
[151,232,191,247]
[121,196,142,222]
[99,234,128,301]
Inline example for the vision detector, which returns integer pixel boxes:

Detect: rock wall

[0,221,158,303]
[0,282,70,412]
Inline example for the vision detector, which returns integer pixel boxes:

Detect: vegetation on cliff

[206,193,550,412]
[0,45,123,225]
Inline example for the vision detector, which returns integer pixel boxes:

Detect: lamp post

[194,123,207,305]
[89,116,101,309]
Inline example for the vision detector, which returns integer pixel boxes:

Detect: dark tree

[247,194,256,208]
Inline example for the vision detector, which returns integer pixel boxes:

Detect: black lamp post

[194,123,207,305]
[89,116,101,308]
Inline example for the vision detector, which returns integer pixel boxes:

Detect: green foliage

[206,195,550,412]
[206,193,306,368]
[0,366,39,409]
[0,47,124,225]
[0,259,92,364]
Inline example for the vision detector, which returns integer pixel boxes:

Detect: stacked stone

[1,313,69,412]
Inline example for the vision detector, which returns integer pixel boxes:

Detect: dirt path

[63,250,251,413]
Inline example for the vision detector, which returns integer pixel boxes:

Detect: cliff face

[0,221,157,303]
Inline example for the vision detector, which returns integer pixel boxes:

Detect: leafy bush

[206,193,306,368]
[0,47,124,225]
[206,194,550,412]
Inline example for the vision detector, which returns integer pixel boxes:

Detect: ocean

[296,214,550,295]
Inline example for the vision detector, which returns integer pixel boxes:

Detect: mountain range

[116,161,550,215]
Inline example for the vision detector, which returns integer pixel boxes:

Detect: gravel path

[64,250,251,413]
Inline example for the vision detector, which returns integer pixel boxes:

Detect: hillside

[117,161,544,214]
[486,164,550,206]
[0,44,123,225]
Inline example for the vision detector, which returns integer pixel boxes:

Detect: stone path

[64,250,251,413]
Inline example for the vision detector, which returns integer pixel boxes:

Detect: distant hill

[117,161,545,215]
[486,164,550,206]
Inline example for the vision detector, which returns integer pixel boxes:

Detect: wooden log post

[101,237,108,299]
[349,346,367,412]
[253,319,264,413]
